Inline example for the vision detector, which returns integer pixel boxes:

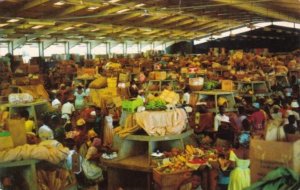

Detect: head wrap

[76,118,86,127]
[92,138,101,147]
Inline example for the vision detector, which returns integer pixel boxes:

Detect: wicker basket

[189,85,203,91]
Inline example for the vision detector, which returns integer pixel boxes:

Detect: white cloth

[134,108,187,136]
[61,102,75,115]
[38,124,54,141]
[51,98,61,109]
[214,114,230,132]
[182,92,190,104]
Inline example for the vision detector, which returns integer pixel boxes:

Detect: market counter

[102,129,195,190]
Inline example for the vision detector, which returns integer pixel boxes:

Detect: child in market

[179,170,203,190]
[217,152,232,190]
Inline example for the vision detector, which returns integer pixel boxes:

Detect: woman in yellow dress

[228,119,251,190]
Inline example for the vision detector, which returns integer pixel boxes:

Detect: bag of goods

[204,81,219,90]
[275,65,288,74]
[189,77,204,91]
[155,71,167,80]
[8,93,33,104]
[89,76,107,89]
[212,62,221,69]
[119,73,129,82]
[107,77,118,88]
[232,51,243,61]
[181,67,188,74]
[0,131,14,150]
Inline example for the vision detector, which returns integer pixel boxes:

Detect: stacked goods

[122,98,144,112]
[37,169,75,190]
[119,73,129,82]
[203,81,219,90]
[155,145,218,174]
[145,98,167,110]
[89,76,107,89]
[8,93,33,104]
[18,85,49,100]
[0,131,14,150]
[107,77,118,88]
[89,88,119,108]
[189,77,204,91]
[77,67,96,77]
[159,90,180,105]
[155,71,167,80]
[221,80,234,91]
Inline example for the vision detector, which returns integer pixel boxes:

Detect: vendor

[20,110,36,133]
[249,102,267,137]
[283,115,297,135]
[214,106,230,132]
[182,87,191,105]
[51,93,62,110]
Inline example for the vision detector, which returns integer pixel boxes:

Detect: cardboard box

[250,138,300,183]
[221,80,234,91]
[153,169,191,189]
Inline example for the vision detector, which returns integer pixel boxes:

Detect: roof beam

[12,37,26,50]
[19,0,49,11]
[114,12,141,22]
[213,0,300,23]
[58,5,87,16]
[43,38,57,50]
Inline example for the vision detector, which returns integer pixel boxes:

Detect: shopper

[248,102,266,138]
[283,115,297,135]
[38,115,54,141]
[228,121,251,190]
[61,97,75,120]
[74,85,87,110]
[214,106,230,132]
[51,93,62,110]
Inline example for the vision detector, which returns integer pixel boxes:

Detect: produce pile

[37,168,75,190]
[203,81,219,90]
[155,145,218,173]
[145,98,167,110]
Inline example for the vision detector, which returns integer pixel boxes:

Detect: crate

[221,80,234,91]
[122,98,143,112]
[153,169,191,189]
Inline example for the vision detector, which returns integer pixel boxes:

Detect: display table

[5,100,50,127]
[102,129,194,190]
[146,80,183,94]
[0,159,39,190]
[235,81,271,97]
[191,90,237,112]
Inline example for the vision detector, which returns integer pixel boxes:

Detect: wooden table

[0,159,39,190]
[102,130,194,190]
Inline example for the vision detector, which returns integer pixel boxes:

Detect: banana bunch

[185,145,204,156]
[114,125,140,138]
